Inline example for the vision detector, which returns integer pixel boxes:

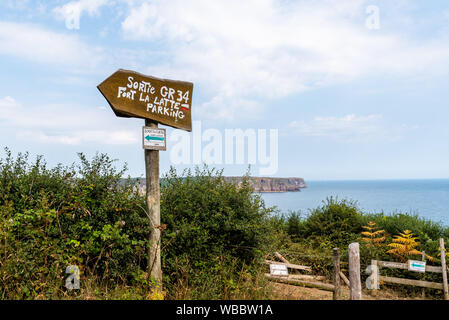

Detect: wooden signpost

[98,69,194,285]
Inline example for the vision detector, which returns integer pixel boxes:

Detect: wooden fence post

[349,242,362,300]
[440,238,449,300]
[421,251,426,299]
[333,248,341,300]
[274,252,289,264]
[370,259,379,295]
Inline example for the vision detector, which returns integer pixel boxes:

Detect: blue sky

[0,0,449,180]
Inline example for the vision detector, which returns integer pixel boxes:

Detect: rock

[223,177,306,193]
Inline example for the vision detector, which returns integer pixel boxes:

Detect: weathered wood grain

[379,276,443,290]
[98,69,193,131]
[349,242,362,300]
[265,260,312,272]
[376,260,442,273]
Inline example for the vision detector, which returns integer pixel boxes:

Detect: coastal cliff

[223,177,307,193]
[132,177,306,193]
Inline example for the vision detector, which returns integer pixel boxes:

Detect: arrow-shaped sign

[98,69,193,131]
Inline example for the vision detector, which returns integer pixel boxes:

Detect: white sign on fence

[408,260,426,273]
[270,263,289,277]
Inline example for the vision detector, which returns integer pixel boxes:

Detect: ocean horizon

[259,178,449,226]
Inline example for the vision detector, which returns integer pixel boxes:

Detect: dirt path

[269,282,429,300]
[270,282,336,300]
[269,282,352,300]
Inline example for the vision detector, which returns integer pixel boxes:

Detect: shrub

[363,212,447,260]
[160,166,275,299]
[284,211,305,242]
[299,197,364,247]
[0,150,277,300]
[363,212,445,240]
[0,149,150,299]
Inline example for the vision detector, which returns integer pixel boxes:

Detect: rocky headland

[222,177,307,192]
[131,176,306,193]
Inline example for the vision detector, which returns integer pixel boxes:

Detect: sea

[259,179,449,226]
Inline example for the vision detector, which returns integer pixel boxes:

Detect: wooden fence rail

[265,252,334,293]
[265,274,335,292]
[376,261,442,273]
[378,276,443,290]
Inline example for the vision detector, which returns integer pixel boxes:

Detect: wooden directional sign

[98,69,193,131]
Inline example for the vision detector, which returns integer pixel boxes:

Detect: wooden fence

[266,238,449,300]
[264,252,334,292]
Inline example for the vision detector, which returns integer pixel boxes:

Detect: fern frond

[388,243,404,249]
[406,249,422,256]
[425,254,435,262]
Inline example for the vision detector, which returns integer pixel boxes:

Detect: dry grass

[269,281,437,300]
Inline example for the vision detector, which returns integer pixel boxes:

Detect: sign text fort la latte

[97,69,193,131]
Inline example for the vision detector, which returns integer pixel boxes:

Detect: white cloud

[0,96,138,146]
[195,95,261,121]
[19,130,138,145]
[4,0,30,10]
[121,0,449,121]
[53,0,109,30]
[0,96,21,124]
[0,21,103,68]
[289,114,405,142]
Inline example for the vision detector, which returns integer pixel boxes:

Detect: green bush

[160,166,275,299]
[277,197,449,298]
[297,197,363,247]
[0,150,277,300]
[6,147,448,299]
[283,211,304,242]
[0,149,150,299]
[363,212,445,247]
